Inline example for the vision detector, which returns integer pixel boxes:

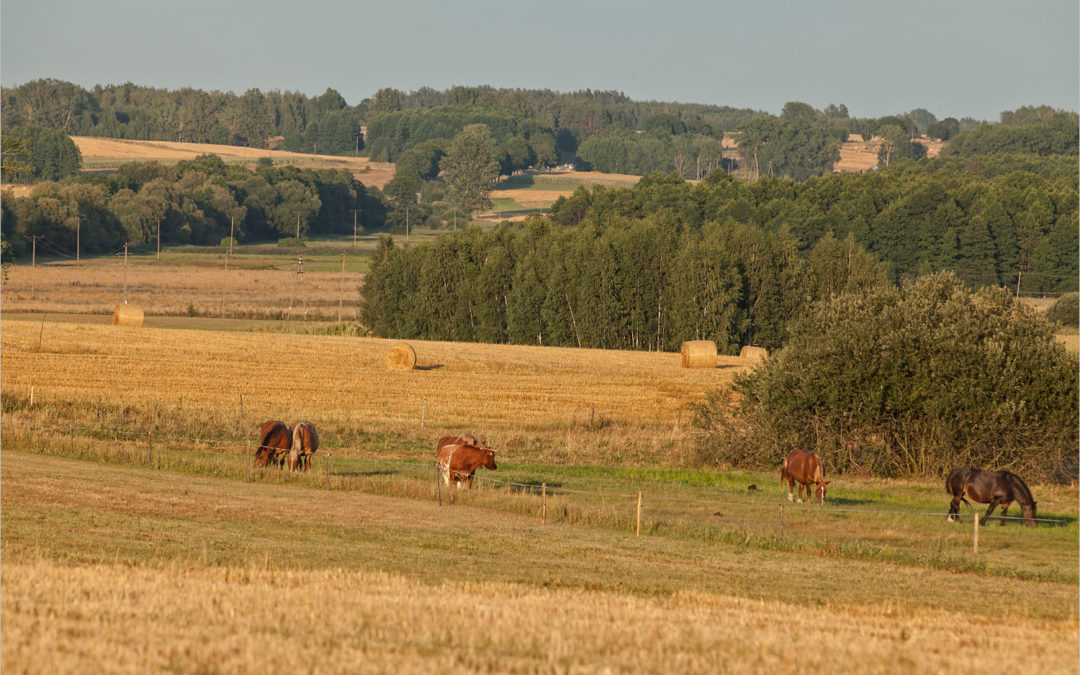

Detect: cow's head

[815,480,830,504]
[483,449,497,471]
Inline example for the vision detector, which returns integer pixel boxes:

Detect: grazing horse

[437,440,496,489]
[255,420,291,468]
[288,421,319,472]
[946,467,1037,527]
[781,449,829,504]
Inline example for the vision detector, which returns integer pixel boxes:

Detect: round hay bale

[739,345,768,363]
[384,342,417,370]
[112,304,144,327]
[680,340,717,368]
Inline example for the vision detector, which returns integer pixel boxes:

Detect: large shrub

[1045,293,1079,328]
[693,272,1078,480]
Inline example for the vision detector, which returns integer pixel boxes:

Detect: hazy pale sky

[2,0,1077,121]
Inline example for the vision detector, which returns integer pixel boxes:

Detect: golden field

[2,453,1077,674]
[0,318,743,464]
[1,255,366,321]
[71,136,397,189]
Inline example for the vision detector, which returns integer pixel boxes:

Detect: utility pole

[349,209,360,248]
[405,205,409,241]
[354,134,359,156]
[30,235,38,299]
[122,243,129,304]
[76,217,80,265]
[156,218,161,260]
[225,216,235,272]
[338,250,345,321]
[297,254,307,320]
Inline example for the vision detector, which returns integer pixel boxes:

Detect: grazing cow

[437,440,496,489]
[286,421,319,472]
[255,420,291,468]
[781,449,829,504]
[946,467,1037,527]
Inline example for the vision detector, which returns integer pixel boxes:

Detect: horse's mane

[1004,471,1036,505]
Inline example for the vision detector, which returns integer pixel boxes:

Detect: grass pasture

[1,316,1078,672]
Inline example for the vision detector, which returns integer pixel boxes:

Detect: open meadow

[1,315,1077,673]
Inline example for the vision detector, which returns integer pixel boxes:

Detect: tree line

[361,210,887,353]
[1,155,386,259]
[547,164,1077,293]
[1,79,364,155]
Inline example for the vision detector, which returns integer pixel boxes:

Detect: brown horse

[255,420,291,468]
[946,467,1037,527]
[288,421,319,472]
[437,440,496,489]
[781,449,829,504]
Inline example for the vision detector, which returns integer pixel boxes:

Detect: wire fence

[7,417,1069,530]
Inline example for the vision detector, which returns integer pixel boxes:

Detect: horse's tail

[780,456,789,483]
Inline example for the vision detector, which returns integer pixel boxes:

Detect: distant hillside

[71,137,396,188]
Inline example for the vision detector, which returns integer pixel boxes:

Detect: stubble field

[1,313,1077,673]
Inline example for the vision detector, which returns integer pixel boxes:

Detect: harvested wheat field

[1,453,1076,674]
[0,318,744,463]
[5,559,1074,674]
[1,258,365,320]
[72,136,396,188]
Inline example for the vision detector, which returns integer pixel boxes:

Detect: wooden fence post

[29,385,34,408]
[421,399,426,428]
[542,483,547,525]
[147,431,153,467]
[779,503,784,535]
[436,463,442,506]
[636,490,642,537]
[973,513,979,554]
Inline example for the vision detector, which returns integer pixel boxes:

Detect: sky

[2,0,1077,122]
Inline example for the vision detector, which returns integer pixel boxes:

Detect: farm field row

[1,451,1076,673]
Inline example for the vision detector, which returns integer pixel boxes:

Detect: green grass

[3,414,1075,586]
[3,449,1076,622]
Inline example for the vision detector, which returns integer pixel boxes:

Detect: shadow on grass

[334,469,400,478]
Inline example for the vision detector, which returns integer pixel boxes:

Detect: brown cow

[781,449,829,504]
[255,420,292,468]
[437,440,496,489]
[288,421,319,472]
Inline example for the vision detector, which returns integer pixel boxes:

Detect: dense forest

[1,155,385,258]
[6,79,1074,180]
[2,79,1077,306]
[360,162,1077,353]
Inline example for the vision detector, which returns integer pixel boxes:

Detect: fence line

[5,417,1069,526]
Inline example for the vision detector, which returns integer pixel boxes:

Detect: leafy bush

[693,272,1078,481]
[1046,293,1078,328]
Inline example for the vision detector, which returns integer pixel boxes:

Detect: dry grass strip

[3,559,1075,674]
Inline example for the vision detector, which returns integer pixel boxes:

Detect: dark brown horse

[288,421,319,472]
[781,449,829,504]
[437,440,496,489]
[946,467,1037,527]
[255,420,291,468]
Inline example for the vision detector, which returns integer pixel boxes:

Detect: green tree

[440,124,501,219]
[4,127,82,181]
